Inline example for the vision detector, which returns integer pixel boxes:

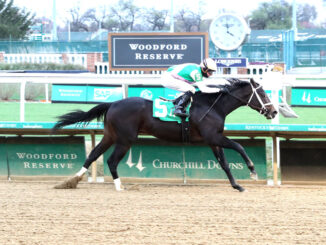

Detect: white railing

[95,62,163,75]
[3,53,87,68]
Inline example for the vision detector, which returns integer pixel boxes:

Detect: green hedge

[0,62,86,70]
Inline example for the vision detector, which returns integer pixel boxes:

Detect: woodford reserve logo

[129,43,188,60]
[109,33,208,70]
[15,152,78,169]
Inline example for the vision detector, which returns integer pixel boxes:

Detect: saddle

[153,97,190,143]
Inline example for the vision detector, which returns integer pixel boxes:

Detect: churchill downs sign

[103,139,267,180]
[108,32,208,70]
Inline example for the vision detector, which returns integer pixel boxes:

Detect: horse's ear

[249,78,258,86]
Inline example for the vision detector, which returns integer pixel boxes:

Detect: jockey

[162,57,222,117]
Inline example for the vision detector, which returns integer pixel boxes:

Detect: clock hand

[227,30,234,36]
[222,23,229,29]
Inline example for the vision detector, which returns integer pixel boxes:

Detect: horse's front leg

[217,136,258,181]
[210,146,245,192]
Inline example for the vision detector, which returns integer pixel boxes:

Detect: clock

[209,13,251,51]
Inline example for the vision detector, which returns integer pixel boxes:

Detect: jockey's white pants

[161,72,196,94]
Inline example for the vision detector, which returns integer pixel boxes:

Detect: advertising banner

[52,84,87,102]
[103,139,266,180]
[215,58,248,67]
[87,86,123,102]
[128,86,180,101]
[291,87,326,106]
[109,32,208,70]
[52,84,123,103]
[6,137,86,177]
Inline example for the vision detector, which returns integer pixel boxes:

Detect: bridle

[198,80,273,122]
[227,81,273,116]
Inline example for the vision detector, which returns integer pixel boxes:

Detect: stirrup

[174,108,188,117]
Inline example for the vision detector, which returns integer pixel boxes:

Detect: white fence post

[20,81,26,122]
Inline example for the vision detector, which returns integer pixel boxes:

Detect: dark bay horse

[53,78,277,192]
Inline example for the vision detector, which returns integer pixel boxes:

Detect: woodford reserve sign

[4,137,86,178]
[108,32,209,70]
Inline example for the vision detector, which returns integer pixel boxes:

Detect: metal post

[20,81,26,122]
[170,0,174,32]
[91,131,97,182]
[292,0,297,39]
[52,0,57,41]
[272,134,279,186]
[67,20,71,42]
[122,84,128,98]
[45,84,49,102]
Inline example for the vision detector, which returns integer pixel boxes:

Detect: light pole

[292,0,297,39]
[52,0,58,41]
[170,0,174,32]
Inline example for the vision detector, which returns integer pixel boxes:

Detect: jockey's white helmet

[200,58,217,72]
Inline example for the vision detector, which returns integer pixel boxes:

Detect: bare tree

[109,0,140,31]
[175,8,202,32]
[68,6,97,32]
[145,8,169,31]
[297,4,318,28]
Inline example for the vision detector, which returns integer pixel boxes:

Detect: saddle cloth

[152,98,190,123]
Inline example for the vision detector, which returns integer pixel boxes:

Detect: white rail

[3,53,87,68]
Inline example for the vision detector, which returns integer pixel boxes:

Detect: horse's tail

[52,103,111,132]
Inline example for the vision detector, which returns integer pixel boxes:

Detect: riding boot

[173,91,193,117]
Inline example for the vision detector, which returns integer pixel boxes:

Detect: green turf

[0,101,324,124]
[225,106,326,124]
[0,102,94,122]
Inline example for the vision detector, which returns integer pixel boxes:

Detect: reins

[198,80,272,122]
[198,93,223,122]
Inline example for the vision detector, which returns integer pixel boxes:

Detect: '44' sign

[301,92,311,104]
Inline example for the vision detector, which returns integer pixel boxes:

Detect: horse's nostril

[271,110,278,118]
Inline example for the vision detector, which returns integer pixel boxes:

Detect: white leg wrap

[76,167,87,177]
[114,178,123,191]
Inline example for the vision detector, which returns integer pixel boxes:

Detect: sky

[13,0,326,27]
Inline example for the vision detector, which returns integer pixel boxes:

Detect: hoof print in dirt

[54,176,82,189]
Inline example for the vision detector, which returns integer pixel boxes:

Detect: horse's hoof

[233,185,245,192]
[250,172,258,181]
[238,187,246,192]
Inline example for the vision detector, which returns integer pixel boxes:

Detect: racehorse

[53,78,277,192]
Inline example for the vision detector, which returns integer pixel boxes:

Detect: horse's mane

[195,78,249,97]
[224,78,250,89]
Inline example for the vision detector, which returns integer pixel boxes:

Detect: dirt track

[1,181,326,245]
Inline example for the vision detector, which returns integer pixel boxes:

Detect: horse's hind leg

[210,146,245,192]
[106,143,131,191]
[54,136,113,189]
[76,136,114,177]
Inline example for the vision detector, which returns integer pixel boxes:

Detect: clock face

[209,13,250,51]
